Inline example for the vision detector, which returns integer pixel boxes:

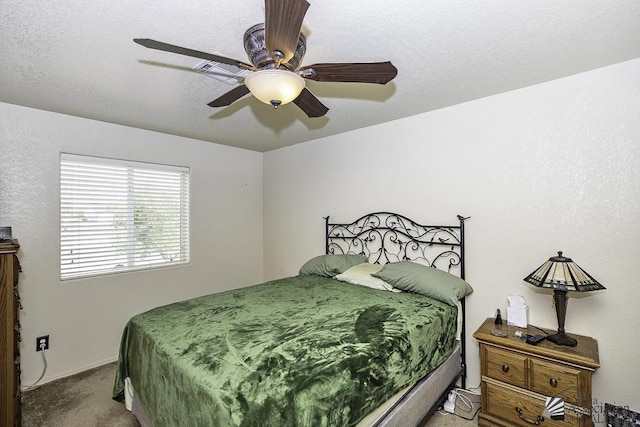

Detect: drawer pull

[550,378,558,387]
[515,407,545,425]
[502,364,510,373]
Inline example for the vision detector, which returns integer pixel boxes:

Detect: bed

[113,212,471,426]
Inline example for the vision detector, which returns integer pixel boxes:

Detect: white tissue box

[507,306,528,328]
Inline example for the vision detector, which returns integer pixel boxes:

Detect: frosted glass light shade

[244,69,305,107]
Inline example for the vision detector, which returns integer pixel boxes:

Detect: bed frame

[325,212,469,425]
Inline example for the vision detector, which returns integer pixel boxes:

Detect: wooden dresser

[473,318,599,427]
[1,240,22,426]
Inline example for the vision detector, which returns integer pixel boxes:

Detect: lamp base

[546,331,577,347]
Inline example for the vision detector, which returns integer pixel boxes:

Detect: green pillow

[372,261,472,306]
[299,254,367,277]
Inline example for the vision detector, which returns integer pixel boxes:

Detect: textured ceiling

[2,1,640,152]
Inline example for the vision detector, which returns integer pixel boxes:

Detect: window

[60,153,190,280]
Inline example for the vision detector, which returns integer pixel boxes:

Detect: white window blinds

[60,153,190,280]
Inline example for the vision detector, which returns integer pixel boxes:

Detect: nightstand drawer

[484,345,528,388]
[530,358,583,405]
[483,381,585,427]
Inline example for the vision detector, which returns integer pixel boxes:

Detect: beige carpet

[22,362,478,426]
[22,362,138,427]
[425,412,477,427]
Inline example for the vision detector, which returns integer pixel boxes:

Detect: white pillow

[334,263,398,292]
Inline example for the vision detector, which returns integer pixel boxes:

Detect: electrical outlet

[36,335,49,351]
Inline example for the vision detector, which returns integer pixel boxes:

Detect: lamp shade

[244,69,305,107]
[523,251,605,292]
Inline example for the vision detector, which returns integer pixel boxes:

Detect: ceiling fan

[134,0,397,118]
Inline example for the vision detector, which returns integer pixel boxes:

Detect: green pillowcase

[299,254,368,277]
[372,261,473,306]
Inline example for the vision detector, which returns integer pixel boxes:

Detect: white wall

[264,59,640,414]
[0,103,264,383]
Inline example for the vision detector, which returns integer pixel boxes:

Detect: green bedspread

[113,274,458,427]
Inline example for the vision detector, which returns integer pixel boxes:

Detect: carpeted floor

[21,362,478,426]
[22,362,138,427]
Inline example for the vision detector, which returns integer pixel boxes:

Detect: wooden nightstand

[473,318,599,427]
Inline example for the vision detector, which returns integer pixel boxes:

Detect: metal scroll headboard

[325,212,468,280]
[325,211,470,388]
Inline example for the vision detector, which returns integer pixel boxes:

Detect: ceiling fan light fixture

[244,69,305,107]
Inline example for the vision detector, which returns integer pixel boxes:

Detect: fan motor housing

[243,23,306,71]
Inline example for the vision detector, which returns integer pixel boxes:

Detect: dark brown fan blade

[207,85,251,107]
[300,62,398,84]
[293,88,329,118]
[134,39,254,70]
[265,0,309,64]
